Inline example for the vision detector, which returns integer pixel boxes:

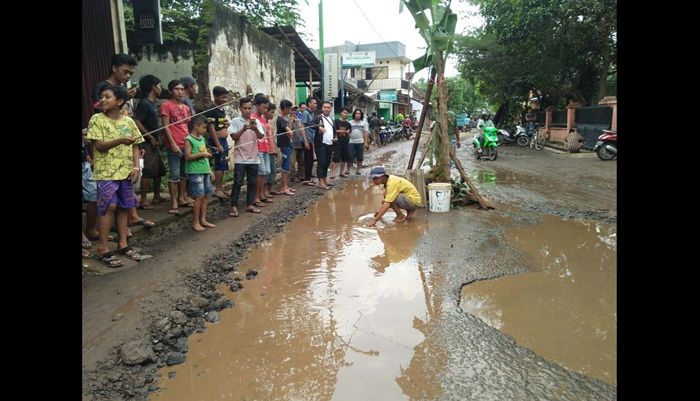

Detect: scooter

[593,130,617,160]
[378,125,388,146]
[473,126,499,160]
[514,122,537,147]
[497,128,515,145]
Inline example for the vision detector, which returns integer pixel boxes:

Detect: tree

[123,0,307,48]
[455,0,616,109]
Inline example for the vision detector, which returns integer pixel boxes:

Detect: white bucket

[428,182,452,212]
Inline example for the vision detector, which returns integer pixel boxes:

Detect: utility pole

[319,0,324,102]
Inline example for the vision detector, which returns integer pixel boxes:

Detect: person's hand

[129,167,140,184]
[203,151,212,158]
[457,141,461,149]
[127,87,137,99]
[364,143,369,150]
[171,145,181,155]
[121,136,136,146]
[319,126,325,133]
[304,143,310,150]
[367,218,377,227]
[332,137,338,142]
[216,144,224,153]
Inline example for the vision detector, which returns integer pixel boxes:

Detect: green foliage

[455,0,616,108]
[123,0,306,48]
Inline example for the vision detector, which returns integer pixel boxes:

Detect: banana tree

[401,0,457,182]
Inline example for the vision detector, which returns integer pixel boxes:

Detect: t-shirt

[301,110,316,144]
[229,117,263,164]
[251,112,270,153]
[369,116,380,129]
[185,135,211,174]
[384,175,421,206]
[133,98,162,138]
[335,119,351,144]
[87,113,144,180]
[160,100,191,148]
[204,106,230,136]
[291,117,304,149]
[182,96,196,115]
[319,114,334,145]
[276,116,292,148]
[349,120,368,144]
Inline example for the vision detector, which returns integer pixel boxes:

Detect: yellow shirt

[87,113,144,180]
[384,175,421,205]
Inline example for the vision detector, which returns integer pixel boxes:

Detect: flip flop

[282,191,295,196]
[82,239,92,249]
[137,204,154,210]
[87,234,115,242]
[130,218,156,228]
[246,206,262,213]
[253,201,266,207]
[96,251,123,268]
[229,207,239,217]
[151,197,170,204]
[168,208,181,216]
[262,198,274,203]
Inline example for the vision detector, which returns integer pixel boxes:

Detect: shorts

[82,162,98,203]
[332,141,349,162]
[208,137,230,172]
[266,154,277,184]
[394,193,418,211]
[349,143,364,162]
[279,147,292,173]
[96,179,138,216]
[257,152,271,176]
[167,148,188,182]
[141,141,166,178]
[188,173,214,197]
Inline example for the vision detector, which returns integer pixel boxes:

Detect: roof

[259,26,322,83]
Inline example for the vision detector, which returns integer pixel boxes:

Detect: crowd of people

[83,54,423,268]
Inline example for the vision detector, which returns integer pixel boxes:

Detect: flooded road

[460,216,617,384]
[153,182,445,400]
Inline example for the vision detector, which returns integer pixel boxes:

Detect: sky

[297,0,484,81]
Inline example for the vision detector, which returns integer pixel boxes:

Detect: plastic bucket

[428,182,452,212]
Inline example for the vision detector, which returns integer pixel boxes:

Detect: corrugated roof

[259,26,321,83]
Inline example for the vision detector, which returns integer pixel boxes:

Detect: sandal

[303,181,316,186]
[168,208,181,216]
[117,246,144,261]
[97,251,123,268]
[130,217,156,228]
[229,207,239,217]
[151,197,170,204]
[82,249,92,259]
[87,234,114,242]
[137,204,154,210]
[82,239,92,249]
[262,198,274,203]
[178,201,194,208]
[246,206,262,213]
[253,201,266,207]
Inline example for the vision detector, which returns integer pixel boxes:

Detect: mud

[83,137,617,401]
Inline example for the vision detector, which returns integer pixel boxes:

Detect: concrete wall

[131,51,196,86]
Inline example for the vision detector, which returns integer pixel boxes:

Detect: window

[366,68,372,80]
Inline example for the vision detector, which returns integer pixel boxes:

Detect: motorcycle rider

[474,112,494,152]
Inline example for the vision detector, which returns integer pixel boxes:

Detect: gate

[575,106,613,149]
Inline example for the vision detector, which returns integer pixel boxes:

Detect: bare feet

[394,214,407,223]
[201,221,216,228]
[191,225,206,232]
[406,210,416,220]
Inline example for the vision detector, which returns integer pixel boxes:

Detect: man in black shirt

[133,74,167,208]
[275,99,296,195]
[333,107,352,178]
[204,86,231,199]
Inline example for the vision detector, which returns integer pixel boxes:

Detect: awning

[259,26,322,83]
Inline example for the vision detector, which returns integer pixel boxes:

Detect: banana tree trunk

[434,50,451,181]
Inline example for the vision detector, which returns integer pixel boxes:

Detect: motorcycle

[496,128,515,145]
[593,130,617,160]
[473,126,499,160]
[514,122,538,147]
[378,125,388,146]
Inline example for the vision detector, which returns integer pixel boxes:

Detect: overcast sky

[297,0,484,81]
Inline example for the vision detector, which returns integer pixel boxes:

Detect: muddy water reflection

[153,182,444,401]
[460,216,616,384]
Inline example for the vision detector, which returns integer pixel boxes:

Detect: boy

[87,85,145,267]
[184,116,216,231]
[161,79,194,215]
[204,86,231,199]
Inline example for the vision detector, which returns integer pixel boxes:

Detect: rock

[165,352,186,366]
[246,269,258,279]
[119,340,157,366]
[154,317,171,332]
[106,372,121,383]
[112,313,124,321]
[173,337,188,353]
[230,281,244,291]
[169,311,188,325]
[148,384,160,392]
[168,371,177,379]
[205,311,220,323]
[189,295,209,308]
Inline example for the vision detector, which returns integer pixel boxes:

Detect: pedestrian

[204,86,231,199]
[228,97,265,216]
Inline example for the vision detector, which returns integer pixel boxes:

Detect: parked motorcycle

[378,125,388,146]
[514,122,538,147]
[473,126,499,160]
[593,130,617,160]
[497,128,515,145]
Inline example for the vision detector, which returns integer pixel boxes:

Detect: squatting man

[366,166,422,228]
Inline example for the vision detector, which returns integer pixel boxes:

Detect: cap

[368,166,386,179]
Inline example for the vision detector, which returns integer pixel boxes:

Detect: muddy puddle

[152,181,445,400]
[460,215,617,384]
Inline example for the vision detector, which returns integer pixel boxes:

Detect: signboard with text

[342,51,376,67]
[133,0,163,44]
[324,53,339,99]
[379,90,397,101]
